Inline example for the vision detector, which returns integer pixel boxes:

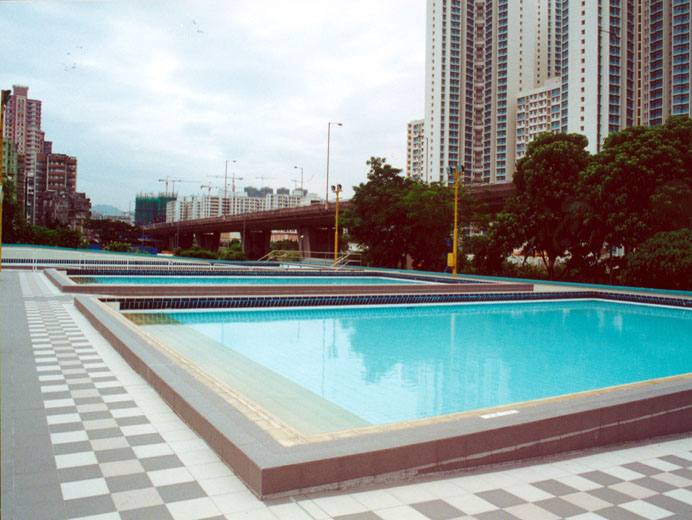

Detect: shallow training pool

[73,275,432,285]
[124,299,692,434]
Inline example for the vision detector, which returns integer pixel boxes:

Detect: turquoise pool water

[72,275,430,285]
[126,300,692,430]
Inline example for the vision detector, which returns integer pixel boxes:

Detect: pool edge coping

[75,293,692,499]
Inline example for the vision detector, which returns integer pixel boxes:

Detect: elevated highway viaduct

[142,183,516,260]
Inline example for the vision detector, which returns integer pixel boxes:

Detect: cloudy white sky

[2,1,426,211]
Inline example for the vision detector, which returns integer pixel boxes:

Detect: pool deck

[5,269,692,519]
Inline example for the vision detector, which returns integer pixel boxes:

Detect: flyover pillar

[178,233,194,251]
[298,226,331,261]
[242,230,272,260]
[200,233,220,252]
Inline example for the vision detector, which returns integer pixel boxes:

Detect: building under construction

[135,193,176,225]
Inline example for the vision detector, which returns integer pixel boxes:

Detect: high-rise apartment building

[2,84,88,226]
[406,119,426,180]
[424,0,554,185]
[2,85,43,176]
[421,0,691,183]
[559,0,638,153]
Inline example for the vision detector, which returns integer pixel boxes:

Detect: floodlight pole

[452,164,464,277]
[332,183,342,267]
[0,90,11,271]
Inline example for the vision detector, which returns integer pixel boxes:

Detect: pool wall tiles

[66,268,483,285]
[105,290,692,312]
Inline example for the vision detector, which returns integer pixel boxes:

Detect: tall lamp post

[331,183,342,267]
[0,90,11,270]
[326,122,342,205]
[293,165,304,194]
[452,164,464,277]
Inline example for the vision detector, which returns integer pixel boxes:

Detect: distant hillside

[92,204,123,216]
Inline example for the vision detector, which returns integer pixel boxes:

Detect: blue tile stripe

[104,290,692,312]
[64,269,485,284]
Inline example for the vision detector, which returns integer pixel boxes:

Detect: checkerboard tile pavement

[6,270,692,520]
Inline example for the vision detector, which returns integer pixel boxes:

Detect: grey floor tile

[107,400,139,410]
[140,455,184,472]
[410,499,465,520]
[532,479,580,496]
[672,468,692,480]
[49,422,85,434]
[58,464,103,483]
[44,406,79,416]
[63,494,116,519]
[80,410,113,421]
[95,447,136,463]
[332,512,383,520]
[596,505,649,520]
[473,510,522,520]
[88,427,125,440]
[579,470,625,486]
[476,489,526,508]
[645,494,692,516]
[587,486,635,505]
[99,387,128,396]
[106,473,154,493]
[116,415,151,426]
[630,476,677,493]
[156,481,207,503]
[127,433,165,447]
[533,497,587,518]
[53,440,93,455]
[661,455,692,467]
[622,462,663,476]
[74,396,105,405]
[120,504,175,520]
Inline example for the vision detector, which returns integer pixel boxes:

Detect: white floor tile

[61,478,109,500]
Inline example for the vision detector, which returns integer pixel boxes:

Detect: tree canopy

[342,157,471,270]
[487,133,590,279]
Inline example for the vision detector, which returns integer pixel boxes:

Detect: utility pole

[0,90,11,270]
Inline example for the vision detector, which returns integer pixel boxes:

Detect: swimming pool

[71,275,434,286]
[125,299,692,435]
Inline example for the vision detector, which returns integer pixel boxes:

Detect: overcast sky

[1,1,426,211]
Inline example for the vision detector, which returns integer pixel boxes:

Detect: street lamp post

[293,165,304,194]
[0,90,10,270]
[326,122,342,205]
[331,183,342,267]
[452,164,464,277]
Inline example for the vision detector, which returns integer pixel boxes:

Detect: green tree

[581,116,692,254]
[486,133,591,279]
[341,158,414,268]
[342,157,468,270]
[86,218,141,247]
[402,180,457,270]
[219,240,248,261]
[620,228,692,290]
[1,177,30,244]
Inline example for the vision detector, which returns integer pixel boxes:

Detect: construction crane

[210,170,243,197]
[256,175,274,187]
[158,177,198,196]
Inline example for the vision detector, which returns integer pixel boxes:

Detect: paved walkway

[3,270,692,519]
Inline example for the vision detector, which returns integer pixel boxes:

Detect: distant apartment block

[516,78,562,160]
[165,190,322,223]
[135,193,177,225]
[420,0,691,184]
[406,119,425,180]
[33,152,79,226]
[2,84,89,228]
